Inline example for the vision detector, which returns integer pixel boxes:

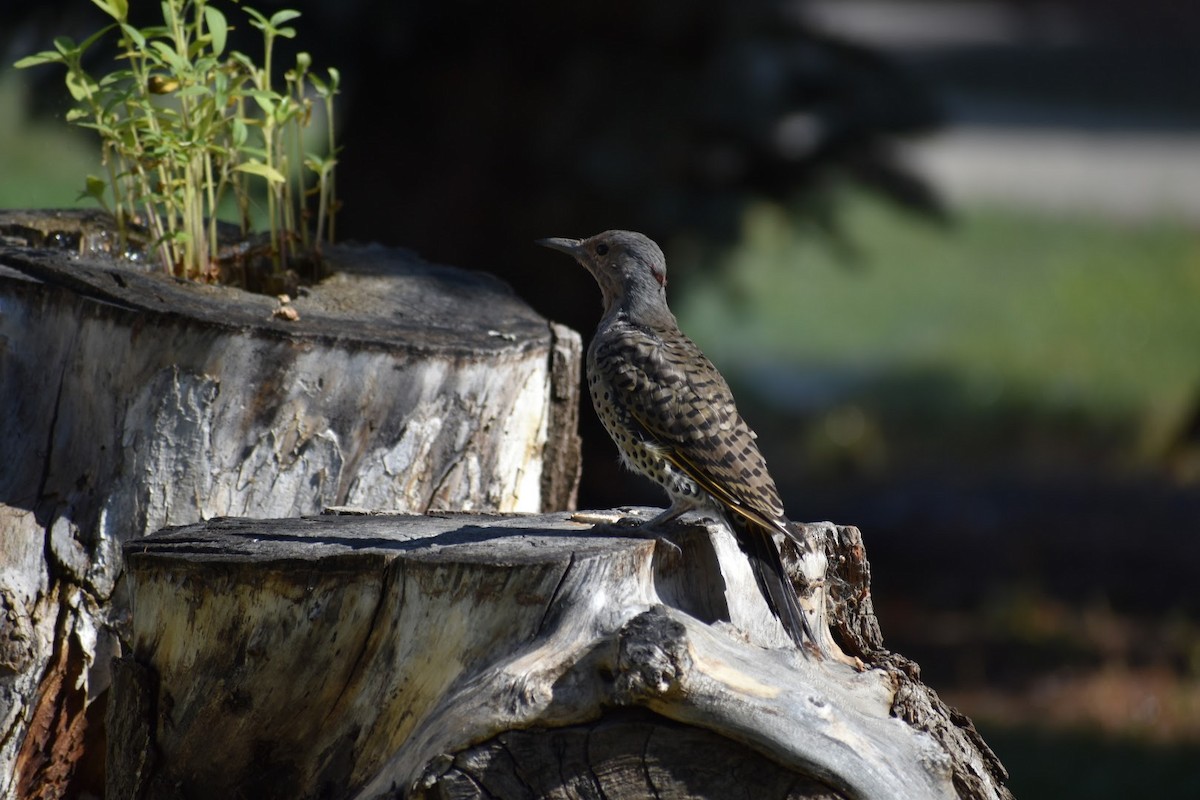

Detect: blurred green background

[4,1,1199,796]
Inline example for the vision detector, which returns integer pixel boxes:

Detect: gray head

[538,230,670,319]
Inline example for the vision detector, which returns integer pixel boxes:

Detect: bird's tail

[731,517,815,652]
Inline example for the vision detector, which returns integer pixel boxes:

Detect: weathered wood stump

[112,510,1011,800]
[0,211,582,799]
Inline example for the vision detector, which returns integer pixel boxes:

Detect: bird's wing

[596,322,790,537]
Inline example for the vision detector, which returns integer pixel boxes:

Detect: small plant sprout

[15,0,342,281]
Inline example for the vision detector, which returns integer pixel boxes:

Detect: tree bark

[111,510,1012,800]
[0,212,582,800]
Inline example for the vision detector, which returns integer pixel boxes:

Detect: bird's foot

[586,508,685,561]
[568,509,646,528]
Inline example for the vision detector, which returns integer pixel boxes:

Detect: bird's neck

[600,300,677,334]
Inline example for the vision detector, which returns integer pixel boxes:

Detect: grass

[675,194,1200,471]
[0,71,100,208]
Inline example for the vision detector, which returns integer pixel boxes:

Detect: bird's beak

[536,237,584,258]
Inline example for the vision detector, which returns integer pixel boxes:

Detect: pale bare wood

[112,510,1011,800]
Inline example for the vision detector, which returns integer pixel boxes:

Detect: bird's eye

[595,243,609,256]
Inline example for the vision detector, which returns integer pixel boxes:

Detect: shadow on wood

[112,510,1011,800]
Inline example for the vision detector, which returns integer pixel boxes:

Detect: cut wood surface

[0,214,581,799]
[113,510,1012,800]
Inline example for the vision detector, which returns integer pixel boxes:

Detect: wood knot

[613,606,690,703]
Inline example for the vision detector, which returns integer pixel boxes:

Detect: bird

[538,230,815,652]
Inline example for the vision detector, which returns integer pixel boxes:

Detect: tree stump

[112,510,1012,800]
[0,211,582,799]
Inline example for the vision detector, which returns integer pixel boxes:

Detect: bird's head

[538,230,670,319]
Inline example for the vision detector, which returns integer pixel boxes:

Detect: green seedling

[16,0,341,281]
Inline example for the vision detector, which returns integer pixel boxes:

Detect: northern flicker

[538,230,814,651]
